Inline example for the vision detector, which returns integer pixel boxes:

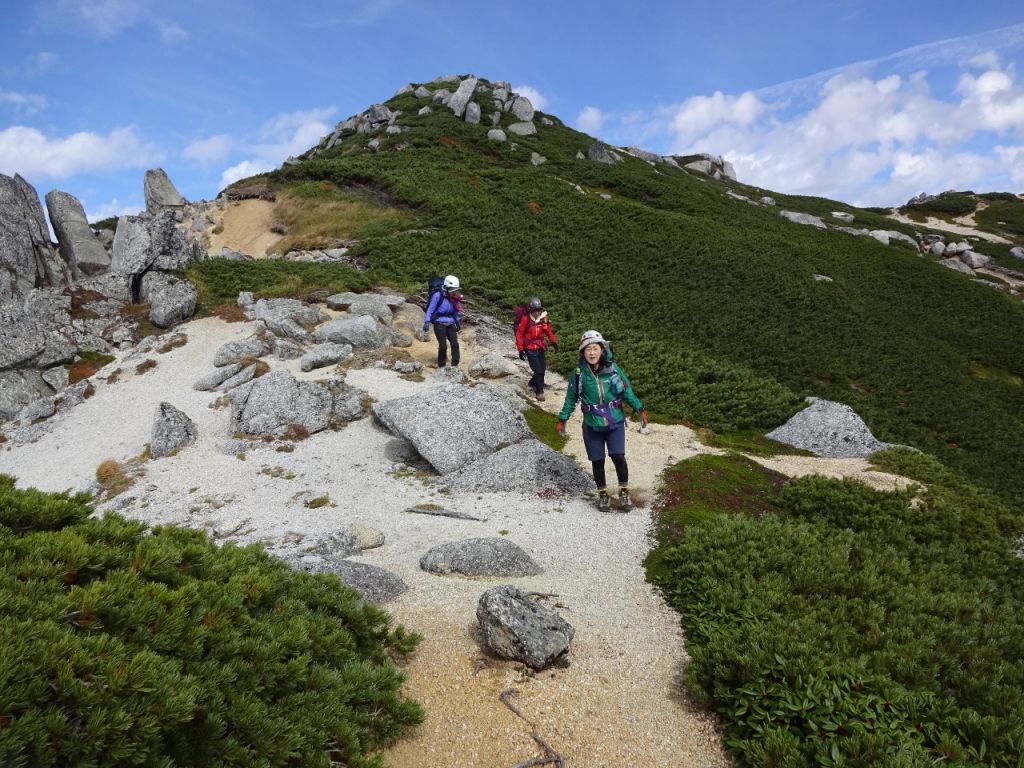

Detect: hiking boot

[535,391,546,402]
[618,486,632,512]
[596,490,611,512]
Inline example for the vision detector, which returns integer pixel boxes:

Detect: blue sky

[2,0,1023,220]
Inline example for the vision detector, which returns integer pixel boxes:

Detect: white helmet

[443,274,460,291]
[578,329,606,351]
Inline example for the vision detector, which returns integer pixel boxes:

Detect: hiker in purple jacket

[423,274,462,367]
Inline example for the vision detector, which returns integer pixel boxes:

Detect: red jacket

[516,311,557,352]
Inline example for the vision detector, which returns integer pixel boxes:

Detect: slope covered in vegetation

[210,78,1024,507]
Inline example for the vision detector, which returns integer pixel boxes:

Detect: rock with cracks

[766,397,891,458]
[477,585,573,670]
[151,402,197,458]
[421,537,542,577]
[372,384,532,474]
[443,439,593,494]
[288,556,407,603]
[229,369,333,438]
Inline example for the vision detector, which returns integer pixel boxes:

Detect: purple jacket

[425,292,460,325]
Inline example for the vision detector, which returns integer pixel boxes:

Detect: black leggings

[592,454,628,490]
[433,322,459,367]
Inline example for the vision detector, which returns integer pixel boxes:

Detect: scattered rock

[300,343,353,372]
[468,352,519,378]
[314,315,392,349]
[766,397,890,458]
[213,335,271,366]
[587,143,622,165]
[443,439,594,495]
[193,363,243,391]
[139,271,197,328]
[487,129,507,142]
[151,402,197,458]
[420,537,542,577]
[229,370,333,438]
[779,211,826,229]
[831,211,855,223]
[477,585,574,670]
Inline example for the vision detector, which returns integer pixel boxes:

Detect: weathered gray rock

[530,152,546,166]
[217,363,258,392]
[930,241,947,256]
[250,298,321,341]
[587,142,622,164]
[941,258,975,275]
[213,335,271,366]
[0,174,67,298]
[41,366,69,392]
[766,397,890,458]
[326,291,359,310]
[443,439,593,494]
[272,337,305,360]
[469,352,519,378]
[685,159,714,174]
[194,363,243,391]
[287,555,407,602]
[111,210,200,277]
[45,189,111,277]
[414,86,431,99]
[760,196,776,206]
[779,211,826,229]
[314,315,392,349]
[300,342,353,372]
[393,360,422,373]
[1010,246,1024,260]
[393,84,414,97]
[151,402,197,458]
[446,76,478,118]
[417,105,432,116]
[140,271,197,328]
[372,384,532,474]
[144,168,186,214]
[831,211,855,223]
[432,88,452,105]
[477,585,573,670]
[508,121,537,137]
[0,370,51,421]
[0,297,47,369]
[421,538,541,577]
[229,370,333,437]
[465,102,481,124]
[487,129,507,142]
[960,250,991,269]
[390,329,413,348]
[18,394,56,424]
[346,293,393,325]
[509,96,534,122]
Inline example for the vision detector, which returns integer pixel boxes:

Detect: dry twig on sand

[500,687,566,768]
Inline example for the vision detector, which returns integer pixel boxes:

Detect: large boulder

[421,538,542,577]
[44,189,110,277]
[213,335,271,366]
[229,370,333,438]
[445,76,479,118]
[766,397,890,458]
[346,293,394,325]
[476,585,574,670]
[443,440,593,494]
[314,315,392,349]
[151,402,197,458]
[139,271,197,328]
[249,298,322,342]
[372,384,532,474]
[509,95,535,122]
[144,168,186,214]
[0,296,47,369]
[1010,246,1024,261]
[0,173,68,299]
[780,211,826,229]
[586,142,622,165]
[111,209,201,279]
[0,370,52,422]
[300,343,352,372]
[289,558,407,603]
[468,352,518,379]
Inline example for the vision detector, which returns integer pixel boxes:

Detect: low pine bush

[646,450,1024,767]
[0,475,422,767]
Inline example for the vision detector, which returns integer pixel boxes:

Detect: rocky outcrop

[140,271,197,328]
[248,298,323,342]
[45,189,111,278]
[144,168,186,214]
[111,210,202,278]
[151,402,197,458]
[476,585,574,670]
[446,76,479,118]
[0,173,68,299]
[779,211,826,229]
[300,343,352,372]
[229,370,364,438]
[674,153,737,181]
[766,397,890,458]
[372,384,532,474]
[587,142,622,165]
[314,315,392,350]
[213,335,271,367]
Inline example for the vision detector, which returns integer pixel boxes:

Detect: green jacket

[558,360,643,429]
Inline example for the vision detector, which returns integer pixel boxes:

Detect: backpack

[513,304,528,333]
[427,275,445,302]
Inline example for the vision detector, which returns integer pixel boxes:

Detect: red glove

[639,410,648,429]
[556,421,567,438]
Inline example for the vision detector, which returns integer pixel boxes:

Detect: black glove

[552,343,559,352]
[519,351,527,361]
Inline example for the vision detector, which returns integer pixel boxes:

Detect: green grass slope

[215,79,1024,507]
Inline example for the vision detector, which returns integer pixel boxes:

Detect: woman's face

[583,343,602,365]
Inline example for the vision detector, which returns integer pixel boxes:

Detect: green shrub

[902,191,978,219]
[186,260,373,310]
[975,198,1024,238]
[646,451,1024,767]
[0,475,422,767]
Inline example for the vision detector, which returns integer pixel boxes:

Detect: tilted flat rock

[346,293,394,325]
[779,210,826,229]
[372,383,532,474]
[314,314,393,349]
[0,370,52,422]
[151,402,197,458]
[0,173,68,298]
[421,537,542,577]
[193,363,243,391]
[249,298,323,341]
[477,585,574,670]
[287,556,407,603]
[144,168,186,214]
[229,370,332,437]
[212,335,271,366]
[443,439,593,494]
[111,210,201,278]
[300,343,353,372]
[766,397,890,458]
[468,352,519,378]
[44,189,110,277]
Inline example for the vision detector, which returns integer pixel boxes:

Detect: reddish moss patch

[157,334,188,354]
[135,359,157,375]
[213,304,249,323]
[106,369,122,385]
[83,384,96,399]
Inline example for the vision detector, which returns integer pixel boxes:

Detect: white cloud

[576,106,607,135]
[216,107,336,190]
[0,89,47,114]
[158,20,187,43]
[669,91,767,146]
[183,134,233,166]
[26,51,59,74]
[512,85,548,111]
[955,66,1024,134]
[86,198,142,222]
[59,0,149,37]
[0,125,162,179]
[995,145,1024,186]
[969,51,1001,70]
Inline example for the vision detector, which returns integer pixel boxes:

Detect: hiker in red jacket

[515,296,558,401]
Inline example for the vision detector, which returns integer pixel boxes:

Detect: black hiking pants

[433,322,460,367]
[525,348,547,394]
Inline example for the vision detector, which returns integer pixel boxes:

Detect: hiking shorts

[582,423,626,461]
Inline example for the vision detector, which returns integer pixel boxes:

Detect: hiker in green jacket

[556,330,647,512]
